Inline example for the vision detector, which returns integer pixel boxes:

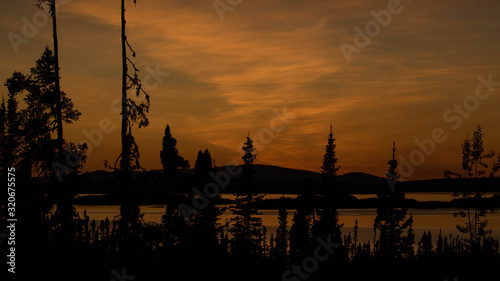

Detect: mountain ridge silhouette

[63,164,500,195]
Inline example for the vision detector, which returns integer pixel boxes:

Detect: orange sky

[2,0,500,180]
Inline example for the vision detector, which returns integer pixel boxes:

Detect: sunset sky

[2,0,500,180]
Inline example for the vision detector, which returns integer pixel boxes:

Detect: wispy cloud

[1,0,499,179]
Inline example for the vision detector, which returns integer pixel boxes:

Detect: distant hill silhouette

[64,164,500,195]
[238,165,386,193]
[69,165,383,194]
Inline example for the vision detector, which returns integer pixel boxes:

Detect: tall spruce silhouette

[404,214,415,259]
[274,207,289,265]
[436,229,444,256]
[311,208,343,243]
[191,149,223,246]
[193,149,213,187]
[384,141,403,198]
[160,124,189,190]
[321,124,340,198]
[373,207,413,260]
[418,231,433,257]
[26,48,82,181]
[230,135,264,256]
[289,208,311,261]
[162,204,190,247]
[373,142,413,259]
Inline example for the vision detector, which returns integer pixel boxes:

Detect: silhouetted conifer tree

[289,208,310,261]
[311,208,343,243]
[274,207,289,265]
[344,232,352,253]
[229,135,264,257]
[269,233,275,259]
[373,207,413,259]
[191,149,223,246]
[160,124,189,189]
[193,149,213,186]
[436,229,444,256]
[419,231,433,257]
[161,204,189,247]
[19,47,82,181]
[261,225,268,257]
[443,235,450,254]
[403,213,415,259]
[241,134,257,191]
[383,141,404,199]
[4,70,48,181]
[353,219,359,248]
[321,124,340,198]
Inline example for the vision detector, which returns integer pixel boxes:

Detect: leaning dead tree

[116,0,150,245]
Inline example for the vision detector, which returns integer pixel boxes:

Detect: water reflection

[74,204,500,246]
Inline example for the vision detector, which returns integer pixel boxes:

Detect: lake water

[74,192,500,245]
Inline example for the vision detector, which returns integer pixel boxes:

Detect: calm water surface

[75,192,500,244]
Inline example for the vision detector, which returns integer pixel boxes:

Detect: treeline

[23,203,500,281]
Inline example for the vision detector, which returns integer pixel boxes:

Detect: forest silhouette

[1,1,500,281]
